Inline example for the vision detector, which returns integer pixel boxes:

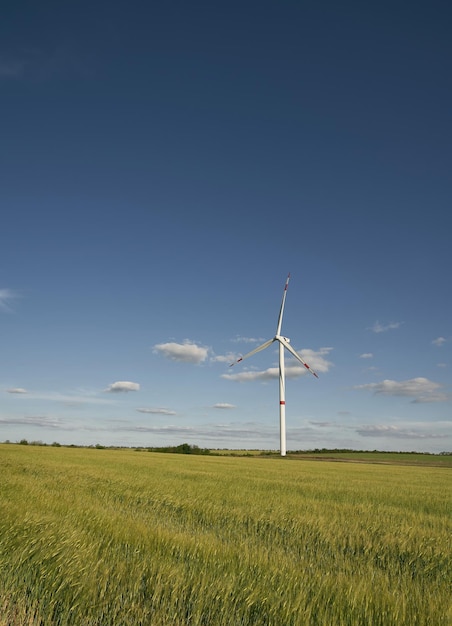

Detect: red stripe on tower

[280,401,286,405]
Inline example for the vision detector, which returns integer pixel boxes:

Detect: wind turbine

[230,274,318,456]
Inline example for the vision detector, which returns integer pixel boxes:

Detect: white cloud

[359,353,373,359]
[370,321,402,333]
[213,403,236,409]
[432,337,447,347]
[354,377,447,403]
[136,407,176,415]
[105,381,140,393]
[222,367,278,382]
[6,387,28,394]
[211,353,237,364]
[0,288,19,312]
[153,340,209,364]
[222,347,333,382]
[297,348,333,372]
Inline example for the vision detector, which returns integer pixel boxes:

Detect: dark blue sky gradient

[1,1,451,449]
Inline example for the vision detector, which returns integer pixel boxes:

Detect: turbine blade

[230,338,275,366]
[278,336,319,378]
[276,273,290,336]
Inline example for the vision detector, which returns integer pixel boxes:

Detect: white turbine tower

[230,274,318,457]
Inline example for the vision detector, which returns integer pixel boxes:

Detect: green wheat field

[0,445,450,625]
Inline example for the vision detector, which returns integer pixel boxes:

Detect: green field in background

[214,449,452,466]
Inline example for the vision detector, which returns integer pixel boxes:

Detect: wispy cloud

[0,415,65,429]
[356,424,442,439]
[354,377,447,403]
[105,381,140,393]
[222,348,333,382]
[0,288,19,312]
[153,340,209,364]
[0,47,90,82]
[0,414,112,432]
[231,336,266,344]
[113,422,276,441]
[0,60,25,77]
[432,336,447,347]
[369,321,403,333]
[4,389,114,406]
[116,424,195,435]
[0,50,49,80]
[359,353,373,359]
[213,403,236,409]
[136,407,176,416]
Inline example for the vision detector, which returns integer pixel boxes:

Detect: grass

[0,444,451,625]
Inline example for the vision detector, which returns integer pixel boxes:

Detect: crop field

[0,445,450,625]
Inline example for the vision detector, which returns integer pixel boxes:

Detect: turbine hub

[276,335,290,343]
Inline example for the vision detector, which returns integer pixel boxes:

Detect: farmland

[0,445,450,625]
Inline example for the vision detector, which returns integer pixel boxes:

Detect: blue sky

[1,1,451,451]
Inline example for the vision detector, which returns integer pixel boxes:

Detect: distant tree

[19,439,28,445]
[147,443,210,455]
